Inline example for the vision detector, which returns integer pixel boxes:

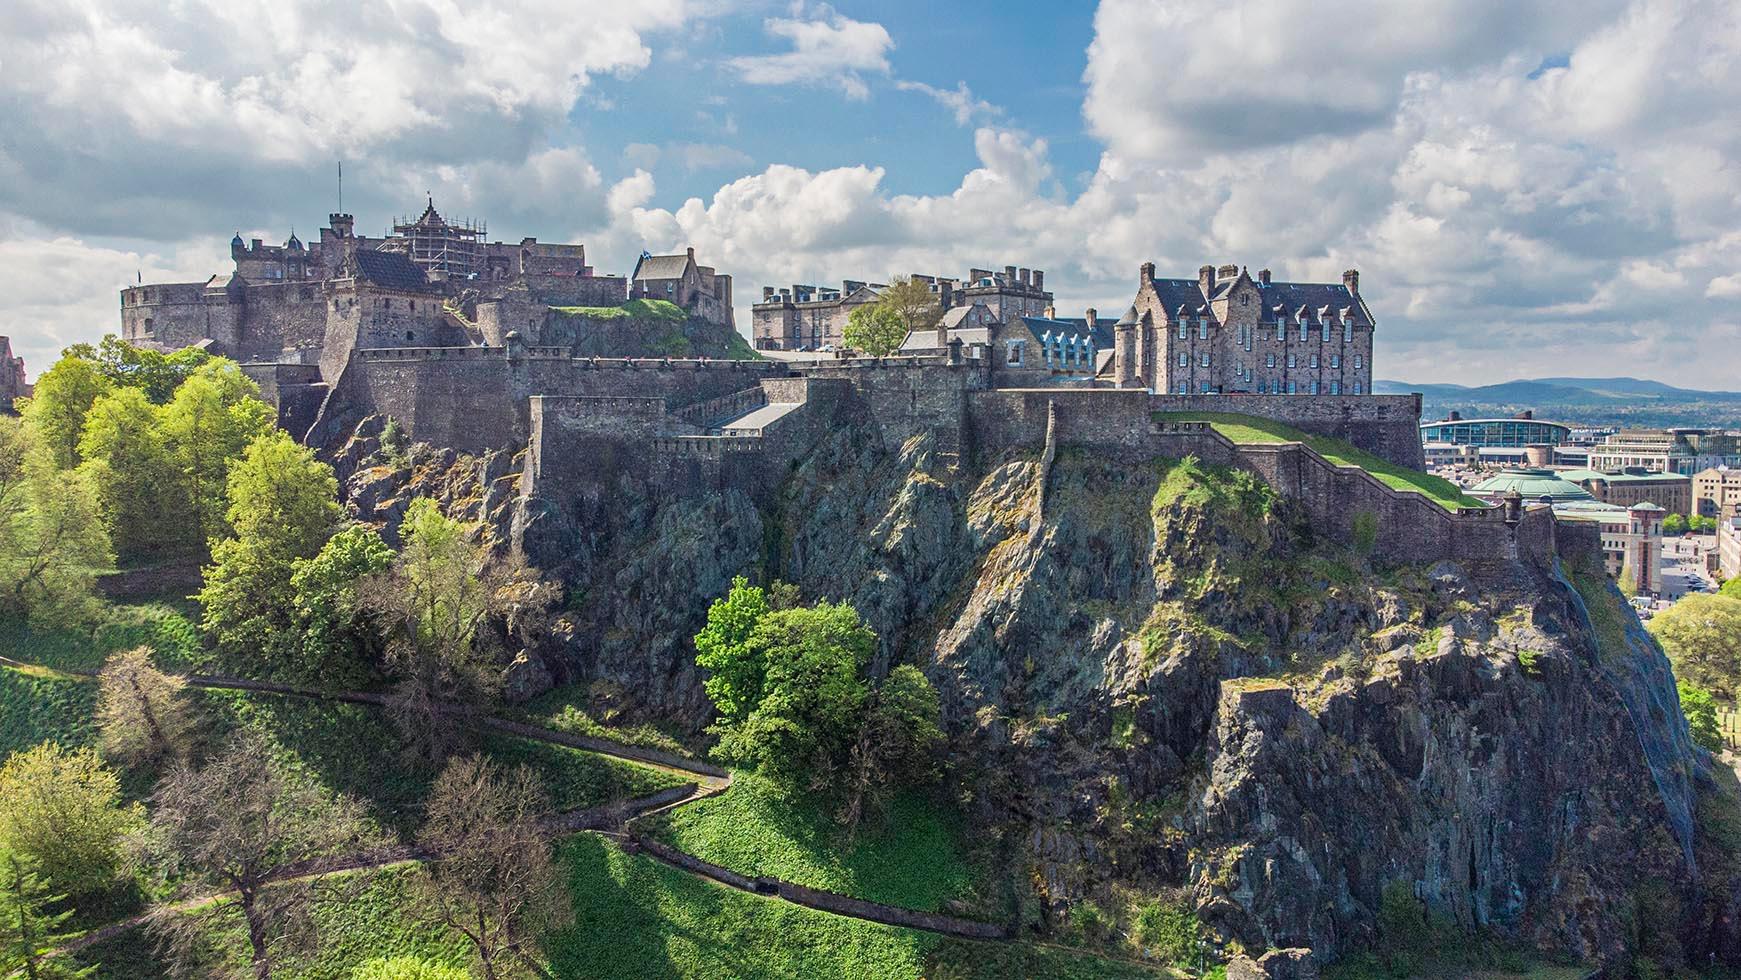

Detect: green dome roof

[1470,468,1596,503]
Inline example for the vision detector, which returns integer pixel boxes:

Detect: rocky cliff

[336,415,1728,968]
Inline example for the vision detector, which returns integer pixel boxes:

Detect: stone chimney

[1258,268,1271,285]
[1199,264,1217,295]
[1004,265,1017,283]
[762,286,775,301]
[1140,262,1156,286]
[1043,304,1056,319]
[1343,268,1360,294]
[1033,270,1044,291]
[1217,263,1239,281]
[686,246,696,263]
[1018,268,1030,286]
[1085,308,1098,332]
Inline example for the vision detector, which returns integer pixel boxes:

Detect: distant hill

[1375,377,1741,427]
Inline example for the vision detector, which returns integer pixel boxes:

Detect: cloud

[672,143,756,172]
[896,81,1002,126]
[726,4,892,99]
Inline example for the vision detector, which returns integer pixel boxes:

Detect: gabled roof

[1017,315,1114,352]
[632,253,692,282]
[1146,276,1372,326]
[354,248,434,292]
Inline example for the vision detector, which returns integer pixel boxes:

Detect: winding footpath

[0,652,1017,973]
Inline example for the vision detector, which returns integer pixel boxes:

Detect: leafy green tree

[62,336,209,405]
[366,500,552,764]
[16,355,112,470]
[0,852,90,980]
[0,744,141,898]
[158,360,274,545]
[141,732,378,980]
[1678,682,1724,753]
[96,646,194,766]
[1648,594,1741,700]
[199,431,341,672]
[0,417,112,625]
[1663,513,1688,535]
[1691,515,1718,535]
[77,386,188,559]
[1722,578,1741,600]
[842,304,908,356]
[875,276,943,340]
[290,525,394,686]
[693,575,774,722]
[838,664,944,833]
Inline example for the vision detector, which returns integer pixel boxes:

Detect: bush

[1132,897,1200,965]
[1679,683,1724,753]
[0,743,141,897]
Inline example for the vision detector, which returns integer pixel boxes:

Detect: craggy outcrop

[334,414,1722,969]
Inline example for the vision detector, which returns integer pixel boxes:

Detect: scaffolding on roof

[389,198,486,278]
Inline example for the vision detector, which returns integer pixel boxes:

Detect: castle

[0,336,28,413]
[752,266,1052,351]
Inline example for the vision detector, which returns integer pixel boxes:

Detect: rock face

[337,414,1723,967]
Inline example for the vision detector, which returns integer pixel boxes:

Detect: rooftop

[1469,468,1596,503]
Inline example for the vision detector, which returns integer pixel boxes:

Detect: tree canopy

[843,304,908,356]
[875,276,943,340]
[0,416,111,625]
[1649,593,1741,700]
[0,744,140,899]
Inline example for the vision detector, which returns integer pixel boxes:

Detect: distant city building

[1558,467,1692,517]
[1693,467,1741,518]
[1588,428,1741,475]
[1470,468,1664,593]
[1419,411,1570,448]
[0,336,27,413]
[1720,516,1741,581]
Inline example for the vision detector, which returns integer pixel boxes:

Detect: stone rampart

[795,359,986,456]
[1150,392,1425,469]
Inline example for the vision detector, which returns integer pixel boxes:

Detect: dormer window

[1177,319,1186,340]
[1198,318,1208,340]
[1321,323,1330,343]
[1298,322,1308,342]
[1343,322,1353,343]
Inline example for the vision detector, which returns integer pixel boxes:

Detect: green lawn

[1153,411,1488,511]
[647,771,976,914]
[550,834,1169,980]
[0,664,98,757]
[550,298,688,321]
[517,681,697,758]
[0,602,210,675]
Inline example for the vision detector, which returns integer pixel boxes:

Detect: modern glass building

[1419,414,1571,448]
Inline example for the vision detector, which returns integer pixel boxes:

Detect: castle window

[1310,380,1320,395]
[1330,353,1341,368]
[1288,380,1298,394]
[1177,320,1186,340]
[1266,353,1276,368]
[1299,323,1308,342]
[1199,352,1210,368]
[1353,381,1363,395]
[405,331,414,341]
[1353,353,1363,369]
[1178,352,1188,368]
[1200,381,1212,393]
[1309,353,1319,369]
[1198,318,1209,340]
[1330,380,1341,395]
[1286,354,1296,368]
[1177,382,1187,394]
[1006,340,1025,366]
[1257,380,1267,394]
[1344,322,1353,343]
[1321,323,1330,343]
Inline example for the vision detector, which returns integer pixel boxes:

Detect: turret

[1114,305,1139,389]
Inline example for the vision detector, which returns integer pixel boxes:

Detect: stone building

[1113,263,1373,397]
[0,336,28,413]
[1693,467,1741,518]
[630,248,735,330]
[1558,467,1692,517]
[1720,515,1741,581]
[1589,429,1741,475]
[751,266,1048,351]
[120,200,632,377]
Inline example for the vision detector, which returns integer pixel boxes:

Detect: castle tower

[1114,305,1139,388]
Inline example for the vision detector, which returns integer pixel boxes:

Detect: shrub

[351,956,468,980]
[1679,683,1723,753]
[0,743,140,897]
[1132,897,1200,965]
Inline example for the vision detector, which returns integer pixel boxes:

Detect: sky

[2,0,1740,387]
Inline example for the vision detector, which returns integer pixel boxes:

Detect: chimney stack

[1018,268,1030,286]
[1033,270,1044,291]
[686,246,696,262]
[1199,264,1217,295]
[1085,308,1098,332]
[1140,262,1156,286]
[763,286,775,301]
[1342,268,1360,294]
[1259,268,1271,285]
[1217,263,1239,281]
[1004,265,1017,283]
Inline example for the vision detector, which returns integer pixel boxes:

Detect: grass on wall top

[1153,411,1488,512]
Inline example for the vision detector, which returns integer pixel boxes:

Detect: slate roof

[1018,315,1115,352]
[1148,277,1372,326]
[354,248,434,292]
[632,254,692,282]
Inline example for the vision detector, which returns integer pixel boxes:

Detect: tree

[414,756,570,980]
[0,852,90,980]
[77,386,187,559]
[62,336,210,406]
[837,664,944,836]
[0,417,112,625]
[364,500,549,764]
[693,575,774,722]
[17,356,111,470]
[1722,578,1741,600]
[1663,513,1688,536]
[158,360,274,546]
[141,732,378,980]
[1679,682,1724,753]
[199,431,341,672]
[95,646,193,766]
[1649,594,1741,699]
[842,304,908,356]
[875,276,943,341]
[0,744,140,898]
[290,525,395,687]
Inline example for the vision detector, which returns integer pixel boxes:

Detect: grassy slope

[553,835,1169,980]
[1153,411,1487,511]
[517,681,697,758]
[549,298,688,321]
[648,771,975,913]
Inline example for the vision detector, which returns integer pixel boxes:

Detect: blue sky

[2,0,1740,388]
